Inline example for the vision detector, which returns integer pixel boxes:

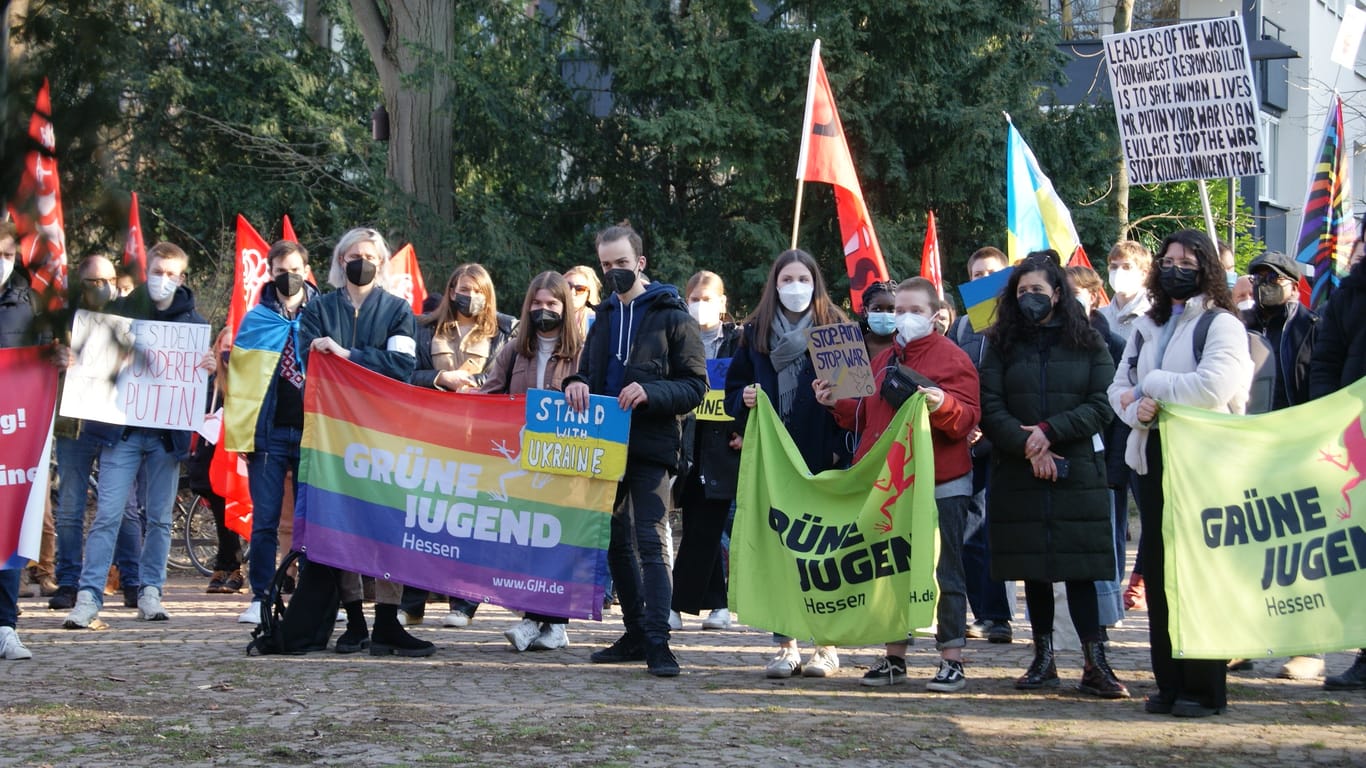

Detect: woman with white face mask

[724,248,850,680]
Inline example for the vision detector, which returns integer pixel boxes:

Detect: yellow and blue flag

[224,303,298,453]
[1007,120,1081,264]
[958,266,1013,333]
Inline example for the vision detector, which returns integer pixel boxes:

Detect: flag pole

[1197,179,1218,245]
[791,39,822,250]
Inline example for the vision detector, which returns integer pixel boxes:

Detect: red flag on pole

[6,79,68,312]
[281,214,297,243]
[794,41,889,313]
[228,215,271,335]
[388,243,428,314]
[208,419,253,539]
[920,211,943,300]
[123,192,147,284]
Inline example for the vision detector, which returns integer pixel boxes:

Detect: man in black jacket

[564,224,707,677]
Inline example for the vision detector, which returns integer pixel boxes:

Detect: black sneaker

[47,585,77,610]
[927,659,966,692]
[1325,651,1366,690]
[985,620,1013,644]
[646,641,680,677]
[860,655,907,687]
[122,585,140,608]
[590,633,645,663]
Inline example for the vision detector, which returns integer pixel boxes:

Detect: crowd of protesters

[2,218,1365,712]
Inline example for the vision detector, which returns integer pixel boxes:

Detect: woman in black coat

[979,253,1127,699]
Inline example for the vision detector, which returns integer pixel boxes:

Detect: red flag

[208,419,253,539]
[388,243,428,314]
[6,79,68,312]
[228,215,271,335]
[281,214,297,243]
[123,192,147,284]
[795,41,888,313]
[920,211,943,300]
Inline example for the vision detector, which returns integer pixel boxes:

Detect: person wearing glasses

[1108,229,1253,718]
[563,265,602,334]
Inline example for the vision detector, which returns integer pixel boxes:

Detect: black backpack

[1127,308,1276,414]
[246,551,342,656]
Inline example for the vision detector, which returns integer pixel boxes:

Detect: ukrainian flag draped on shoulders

[224,303,300,453]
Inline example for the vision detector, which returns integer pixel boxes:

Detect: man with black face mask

[1241,251,1318,411]
[225,240,320,628]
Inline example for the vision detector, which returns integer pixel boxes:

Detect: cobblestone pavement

[3,569,1364,768]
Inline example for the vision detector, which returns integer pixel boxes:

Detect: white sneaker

[701,608,732,630]
[397,609,423,626]
[529,623,569,650]
[765,648,802,678]
[441,609,471,628]
[0,626,32,660]
[137,586,169,621]
[335,608,346,623]
[802,646,840,677]
[503,618,542,652]
[1279,655,1325,680]
[669,611,683,631]
[237,600,262,625]
[63,590,101,629]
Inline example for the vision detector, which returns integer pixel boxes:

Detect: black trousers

[1134,430,1227,709]
[670,467,730,614]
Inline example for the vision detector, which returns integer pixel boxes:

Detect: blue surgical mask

[1226,269,1237,289]
[866,311,896,337]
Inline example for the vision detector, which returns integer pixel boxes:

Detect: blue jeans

[0,569,18,628]
[607,459,674,645]
[79,431,180,605]
[54,435,143,589]
[246,426,302,602]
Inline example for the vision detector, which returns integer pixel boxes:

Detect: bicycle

[172,479,250,577]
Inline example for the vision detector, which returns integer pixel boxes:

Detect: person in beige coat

[1107,229,1253,719]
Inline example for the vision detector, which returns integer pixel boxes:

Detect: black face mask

[1158,265,1200,300]
[1255,278,1289,309]
[453,293,486,318]
[83,283,117,308]
[274,272,305,298]
[603,268,638,295]
[1018,292,1054,324]
[345,258,377,287]
[530,308,563,333]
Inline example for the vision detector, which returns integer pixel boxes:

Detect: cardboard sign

[806,322,875,399]
[60,309,210,431]
[694,358,732,422]
[520,389,631,480]
[1103,17,1265,185]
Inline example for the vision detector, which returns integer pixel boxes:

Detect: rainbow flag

[297,354,614,619]
[1295,95,1356,309]
[958,266,1013,333]
[224,303,298,453]
[1007,120,1081,264]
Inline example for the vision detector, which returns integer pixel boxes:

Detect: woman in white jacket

[1107,229,1253,718]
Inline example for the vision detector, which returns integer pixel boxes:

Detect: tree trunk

[1113,0,1133,239]
[302,0,331,50]
[350,0,455,254]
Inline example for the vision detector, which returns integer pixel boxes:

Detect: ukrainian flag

[1007,119,1081,264]
[958,266,1013,333]
[224,304,297,453]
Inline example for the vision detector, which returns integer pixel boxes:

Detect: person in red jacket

[815,277,980,691]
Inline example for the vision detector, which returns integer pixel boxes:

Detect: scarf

[768,310,813,418]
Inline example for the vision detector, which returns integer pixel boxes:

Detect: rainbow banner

[297,355,615,619]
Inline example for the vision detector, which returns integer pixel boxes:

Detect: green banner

[1160,378,1366,658]
[729,390,938,646]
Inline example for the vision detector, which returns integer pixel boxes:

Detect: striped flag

[1007,119,1081,265]
[1294,95,1355,308]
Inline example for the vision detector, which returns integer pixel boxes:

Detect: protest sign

[1103,17,1265,185]
[0,347,57,568]
[520,389,630,481]
[60,309,210,431]
[694,358,732,422]
[730,389,938,646]
[1160,379,1366,658]
[297,355,614,619]
[806,322,875,399]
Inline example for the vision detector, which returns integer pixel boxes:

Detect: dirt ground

[4,567,1364,768]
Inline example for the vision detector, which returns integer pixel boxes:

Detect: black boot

[1325,649,1366,691]
[1015,634,1060,689]
[335,600,370,654]
[370,603,436,657]
[1079,640,1130,699]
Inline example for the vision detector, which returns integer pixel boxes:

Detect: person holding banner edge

[476,270,584,651]
[725,248,851,679]
[1107,229,1253,717]
[564,223,707,678]
[298,227,430,657]
[980,254,1128,699]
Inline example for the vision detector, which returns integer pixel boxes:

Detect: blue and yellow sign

[521,389,631,481]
